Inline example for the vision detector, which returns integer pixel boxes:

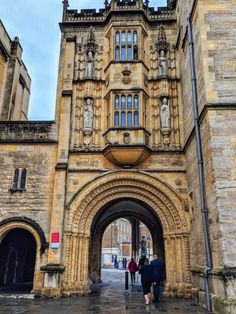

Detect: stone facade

[0,1,235,313]
[0,20,31,121]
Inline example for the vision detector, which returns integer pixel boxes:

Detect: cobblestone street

[0,269,207,314]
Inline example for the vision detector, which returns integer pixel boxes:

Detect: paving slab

[0,281,207,314]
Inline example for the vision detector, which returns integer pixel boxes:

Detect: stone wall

[177,0,236,311]
[0,143,57,240]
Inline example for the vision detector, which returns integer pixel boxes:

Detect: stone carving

[160,98,171,147]
[159,50,168,76]
[85,51,94,78]
[83,98,94,135]
[85,27,96,79]
[160,98,170,129]
[121,66,131,85]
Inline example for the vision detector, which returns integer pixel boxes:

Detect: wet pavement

[0,269,207,314]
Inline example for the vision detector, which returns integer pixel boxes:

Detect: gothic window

[11,168,27,192]
[114,112,119,127]
[12,168,19,190]
[113,94,139,128]
[115,30,138,61]
[20,169,27,190]
[115,47,120,61]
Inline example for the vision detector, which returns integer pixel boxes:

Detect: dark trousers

[130,272,135,284]
[153,281,161,301]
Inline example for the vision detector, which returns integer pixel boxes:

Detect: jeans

[130,272,135,284]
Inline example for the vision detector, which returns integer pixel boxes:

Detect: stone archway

[89,199,165,284]
[0,218,47,294]
[63,171,192,298]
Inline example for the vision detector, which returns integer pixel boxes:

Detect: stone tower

[0,1,235,313]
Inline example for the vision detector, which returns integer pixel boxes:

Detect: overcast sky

[0,0,167,120]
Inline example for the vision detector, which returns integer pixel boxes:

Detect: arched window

[127,95,132,110]
[115,46,120,61]
[20,169,27,190]
[134,111,139,127]
[121,32,126,45]
[115,32,120,45]
[127,46,132,61]
[121,112,126,127]
[11,168,27,191]
[127,111,132,127]
[114,30,138,61]
[121,96,126,110]
[121,47,126,61]
[113,94,140,128]
[127,31,132,44]
[133,31,138,45]
[134,95,139,109]
[12,168,19,190]
[115,96,119,110]
[114,112,119,127]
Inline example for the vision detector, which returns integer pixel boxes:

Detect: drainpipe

[187,16,213,312]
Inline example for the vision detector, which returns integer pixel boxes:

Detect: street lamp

[147,236,151,259]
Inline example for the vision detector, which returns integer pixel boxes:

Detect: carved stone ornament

[83,97,94,136]
[121,66,131,85]
[160,97,171,147]
[157,26,169,53]
[159,50,168,76]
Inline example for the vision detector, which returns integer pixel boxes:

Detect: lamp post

[147,236,151,259]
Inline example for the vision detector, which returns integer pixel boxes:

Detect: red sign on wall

[51,232,60,249]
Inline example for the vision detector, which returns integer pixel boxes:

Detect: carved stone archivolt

[63,171,192,297]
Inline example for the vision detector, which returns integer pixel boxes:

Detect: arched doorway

[0,217,48,294]
[63,171,192,298]
[89,199,165,284]
[0,229,36,292]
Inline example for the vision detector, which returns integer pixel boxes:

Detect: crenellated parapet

[62,0,176,24]
[0,121,57,143]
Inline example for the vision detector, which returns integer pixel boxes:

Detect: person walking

[139,257,153,305]
[151,254,165,303]
[128,257,138,285]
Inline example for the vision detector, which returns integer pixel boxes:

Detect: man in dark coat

[151,254,165,302]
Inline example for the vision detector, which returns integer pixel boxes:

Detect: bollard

[124,271,129,296]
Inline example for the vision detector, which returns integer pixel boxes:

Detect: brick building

[101,218,152,267]
[0,1,236,313]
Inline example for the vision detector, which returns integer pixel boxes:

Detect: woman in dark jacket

[139,258,152,305]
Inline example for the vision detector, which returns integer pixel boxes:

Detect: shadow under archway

[0,228,37,292]
[89,198,164,283]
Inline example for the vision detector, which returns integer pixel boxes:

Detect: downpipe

[187,16,213,312]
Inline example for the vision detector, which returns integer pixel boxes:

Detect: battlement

[63,0,176,24]
[0,121,58,143]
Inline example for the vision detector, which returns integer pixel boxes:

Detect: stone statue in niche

[158,50,168,76]
[160,97,170,129]
[85,51,94,78]
[83,98,94,134]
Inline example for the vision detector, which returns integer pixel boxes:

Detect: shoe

[145,301,150,305]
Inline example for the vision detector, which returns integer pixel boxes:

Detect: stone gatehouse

[0,1,236,313]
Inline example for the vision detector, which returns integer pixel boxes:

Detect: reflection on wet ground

[0,281,207,314]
